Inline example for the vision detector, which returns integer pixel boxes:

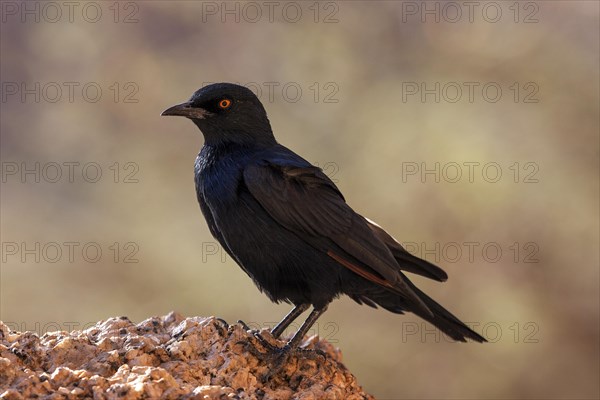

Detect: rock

[0,313,374,399]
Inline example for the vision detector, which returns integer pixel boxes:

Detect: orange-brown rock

[0,313,374,399]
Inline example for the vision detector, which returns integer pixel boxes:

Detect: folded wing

[243,159,436,316]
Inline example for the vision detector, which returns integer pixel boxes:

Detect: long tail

[359,218,485,342]
[358,281,486,342]
[406,282,486,342]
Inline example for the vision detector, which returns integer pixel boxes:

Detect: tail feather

[364,280,486,343]
[390,248,448,282]
[361,218,485,342]
[408,283,486,342]
[364,218,448,282]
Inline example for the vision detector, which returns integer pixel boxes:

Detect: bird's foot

[295,346,328,361]
[235,320,328,382]
[251,342,292,382]
[241,334,327,382]
[238,321,285,361]
[264,345,297,382]
[236,319,277,351]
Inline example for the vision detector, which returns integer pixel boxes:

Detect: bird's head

[161,83,275,146]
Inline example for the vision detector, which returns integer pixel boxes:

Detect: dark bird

[162,83,485,374]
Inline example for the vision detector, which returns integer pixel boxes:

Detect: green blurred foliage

[1,2,598,399]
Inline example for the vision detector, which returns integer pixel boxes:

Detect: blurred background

[1,1,598,398]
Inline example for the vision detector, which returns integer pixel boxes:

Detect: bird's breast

[195,145,263,213]
[196,159,241,207]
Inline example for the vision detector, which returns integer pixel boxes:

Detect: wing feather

[243,161,432,316]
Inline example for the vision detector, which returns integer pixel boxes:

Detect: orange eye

[218,99,232,109]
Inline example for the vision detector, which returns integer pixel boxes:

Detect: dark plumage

[161,83,485,371]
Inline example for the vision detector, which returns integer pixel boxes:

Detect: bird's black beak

[161,101,212,119]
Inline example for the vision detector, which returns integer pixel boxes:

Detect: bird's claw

[259,345,328,383]
[242,336,328,382]
[235,320,283,357]
[235,332,291,382]
[216,317,229,329]
[242,329,284,356]
[296,346,327,361]
[234,320,329,382]
[237,319,254,332]
[256,344,292,383]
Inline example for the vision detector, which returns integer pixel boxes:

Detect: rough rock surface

[0,312,374,399]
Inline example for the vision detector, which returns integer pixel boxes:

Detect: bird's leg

[258,304,330,382]
[238,303,309,336]
[240,304,310,357]
[271,303,310,338]
[284,305,328,351]
[243,305,329,359]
